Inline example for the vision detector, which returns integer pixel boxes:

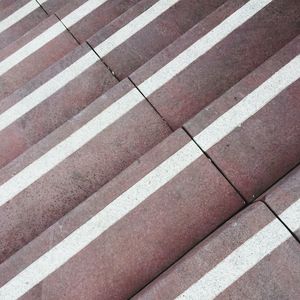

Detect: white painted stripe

[279,197,300,233]
[61,0,109,29]
[38,0,49,4]
[176,198,300,300]
[0,50,98,132]
[0,1,39,35]
[0,0,108,76]
[95,0,180,57]
[0,88,144,207]
[0,141,201,300]
[195,54,300,151]
[0,21,65,76]
[138,0,272,97]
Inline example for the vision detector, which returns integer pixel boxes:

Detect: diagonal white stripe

[0,21,65,76]
[176,198,300,299]
[0,1,39,35]
[0,88,144,207]
[195,54,300,151]
[95,0,181,57]
[138,0,273,97]
[0,141,201,300]
[0,50,98,132]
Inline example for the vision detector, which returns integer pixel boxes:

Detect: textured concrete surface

[0,15,78,101]
[130,0,300,130]
[0,0,299,298]
[0,129,243,299]
[56,0,141,43]
[262,165,300,240]
[89,0,227,79]
[185,36,300,201]
[0,0,47,50]
[133,202,300,299]
[0,79,171,263]
[0,42,117,169]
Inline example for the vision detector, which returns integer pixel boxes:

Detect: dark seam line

[182,126,247,203]
[256,161,300,200]
[54,13,81,45]
[128,77,174,133]
[86,41,121,82]
[262,200,300,244]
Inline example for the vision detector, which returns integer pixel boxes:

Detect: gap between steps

[86,41,121,82]
[128,77,174,133]
[34,0,49,16]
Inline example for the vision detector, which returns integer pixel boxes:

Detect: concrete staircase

[0,0,299,298]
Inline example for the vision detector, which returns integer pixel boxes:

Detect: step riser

[0,43,117,169]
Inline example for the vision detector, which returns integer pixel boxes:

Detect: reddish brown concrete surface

[0,15,78,101]
[185,36,300,201]
[130,0,300,130]
[0,79,171,263]
[0,129,244,299]
[133,202,300,299]
[262,165,300,240]
[56,0,141,43]
[38,0,72,14]
[0,0,14,11]
[0,0,47,50]
[0,42,117,169]
[0,0,299,298]
[88,0,227,80]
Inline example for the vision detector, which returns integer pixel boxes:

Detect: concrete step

[185,35,300,201]
[0,78,171,263]
[130,0,300,129]
[133,200,300,299]
[88,0,227,79]
[0,129,244,299]
[0,0,47,50]
[0,42,117,169]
